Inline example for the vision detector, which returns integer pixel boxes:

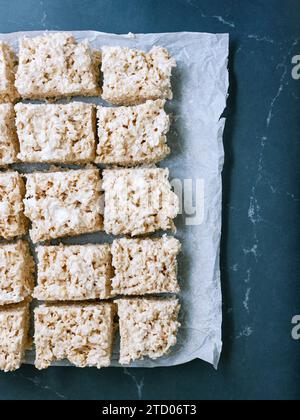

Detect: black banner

[98,401,198,416]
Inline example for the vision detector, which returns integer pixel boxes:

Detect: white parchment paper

[0,31,229,369]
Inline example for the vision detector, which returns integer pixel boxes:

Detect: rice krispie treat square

[24,169,103,243]
[96,100,170,166]
[101,46,176,105]
[0,104,19,166]
[0,241,35,306]
[0,302,31,372]
[111,236,181,296]
[15,102,96,164]
[117,297,180,364]
[34,302,115,369]
[15,33,101,100]
[34,244,112,301]
[102,167,179,236]
[0,172,28,239]
[0,42,19,103]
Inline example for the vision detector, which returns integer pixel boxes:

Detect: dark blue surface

[0,0,300,400]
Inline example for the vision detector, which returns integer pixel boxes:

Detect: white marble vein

[40,1,47,28]
[211,15,235,28]
[230,263,239,272]
[176,0,286,46]
[243,244,258,260]
[13,373,67,400]
[247,34,275,44]
[123,368,145,400]
[236,327,253,339]
[245,38,300,258]
[243,288,251,313]
[286,192,300,202]
[244,269,252,284]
